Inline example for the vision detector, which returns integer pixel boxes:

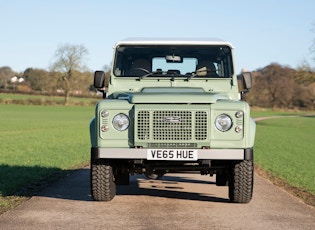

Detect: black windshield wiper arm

[137,71,159,80]
[137,70,168,80]
[187,67,208,80]
[137,71,195,80]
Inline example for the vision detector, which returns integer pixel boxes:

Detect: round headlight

[215,114,232,132]
[112,113,129,131]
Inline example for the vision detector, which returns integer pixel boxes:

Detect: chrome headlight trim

[215,114,233,132]
[112,113,130,131]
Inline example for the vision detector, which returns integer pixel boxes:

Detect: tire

[228,160,254,203]
[91,159,116,201]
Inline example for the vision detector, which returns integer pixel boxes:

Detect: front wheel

[228,160,254,203]
[91,159,116,201]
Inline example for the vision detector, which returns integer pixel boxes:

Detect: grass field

[0,104,93,197]
[0,103,314,212]
[0,93,98,106]
[251,108,311,118]
[253,116,315,195]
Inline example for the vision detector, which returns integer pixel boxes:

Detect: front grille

[137,111,150,140]
[195,111,208,140]
[153,111,192,140]
[136,109,208,141]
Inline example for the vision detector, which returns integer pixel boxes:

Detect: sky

[0,0,314,73]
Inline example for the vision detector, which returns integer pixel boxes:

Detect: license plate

[147,149,198,161]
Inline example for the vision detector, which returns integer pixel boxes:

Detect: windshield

[113,45,234,78]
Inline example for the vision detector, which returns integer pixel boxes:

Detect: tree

[102,63,111,89]
[0,66,15,90]
[246,63,315,110]
[23,68,56,92]
[249,63,298,109]
[51,43,88,104]
[311,22,315,63]
[295,61,315,85]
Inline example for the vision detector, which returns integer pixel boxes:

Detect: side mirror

[237,72,252,92]
[94,71,107,98]
[94,71,105,88]
[242,72,252,90]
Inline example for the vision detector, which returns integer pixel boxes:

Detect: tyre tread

[91,159,116,201]
[229,160,254,203]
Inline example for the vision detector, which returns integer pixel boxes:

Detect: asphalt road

[0,167,314,230]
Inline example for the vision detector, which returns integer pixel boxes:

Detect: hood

[114,87,231,104]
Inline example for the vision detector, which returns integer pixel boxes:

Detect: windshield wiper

[187,67,208,80]
[137,71,161,80]
[137,71,194,81]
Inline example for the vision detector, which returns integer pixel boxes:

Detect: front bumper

[91,147,253,161]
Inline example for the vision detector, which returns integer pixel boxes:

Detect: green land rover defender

[90,38,256,203]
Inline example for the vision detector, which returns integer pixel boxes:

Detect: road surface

[0,168,314,230]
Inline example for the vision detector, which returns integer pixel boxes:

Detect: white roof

[114,37,234,48]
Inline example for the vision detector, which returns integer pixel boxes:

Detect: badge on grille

[163,116,181,123]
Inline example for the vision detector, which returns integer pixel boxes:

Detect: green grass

[254,116,315,195]
[0,102,314,212]
[251,108,311,118]
[0,104,94,197]
[0,93,99,106]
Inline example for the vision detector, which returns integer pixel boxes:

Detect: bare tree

[295,61,315,109]
[51,43,88,104]
[250,63,299,109]
[295,61,315,85]
[102,63,111,89]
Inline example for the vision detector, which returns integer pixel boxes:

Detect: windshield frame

[113,44,234,79]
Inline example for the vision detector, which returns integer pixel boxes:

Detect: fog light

[235,125,243,133]
[101,125,109,132]
[101,110,109,117]
[235,110,244,118]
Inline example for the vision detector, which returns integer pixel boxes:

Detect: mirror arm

[95,89,107,99]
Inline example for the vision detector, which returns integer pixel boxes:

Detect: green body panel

[108,78,240,101]
[210,100,256,148]
[94,100,134,148]
[112,88,232,103]
[90,39,256,156]
[90,90,256,150]
[130,91,231,104]
[89,118,97,147]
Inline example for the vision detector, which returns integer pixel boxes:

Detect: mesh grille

[153,111,192,140]
[136,109,208,141]
[137,111,150,140]
[195,111,208,140]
